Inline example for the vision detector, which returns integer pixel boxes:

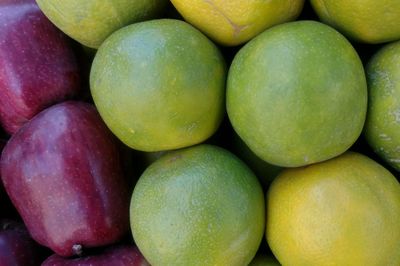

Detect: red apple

[42,245,150,266]
[0,219,42,266]
[0,101,130,257]
[0,0,80,135]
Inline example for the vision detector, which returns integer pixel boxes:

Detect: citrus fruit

[90,19,226,152]
[36,0,168,48]
[364,41,400,171]
[170,0,305,46]
[227,20,367,167]
[267,152,400,265]
[310,0,400,44]
[130,144,265,266]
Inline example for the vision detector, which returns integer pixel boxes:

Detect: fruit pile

[1,0,400,265]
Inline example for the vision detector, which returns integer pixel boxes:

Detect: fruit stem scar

[318,0,331,19]
[168,154,182,163]
[72,244,83,256]
[203,0,249,37]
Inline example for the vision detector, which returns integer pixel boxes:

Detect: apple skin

[42,245,150,266]
[0,0,80,135]
[0,219,42,266]
[0,101,130,257]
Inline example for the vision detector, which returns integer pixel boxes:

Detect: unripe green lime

[90,19,226,152]
[227,20,367,167]
[364,41,400,171]
[130,145,265,266]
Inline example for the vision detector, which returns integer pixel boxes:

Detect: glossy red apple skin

[42,245,150,266]
[0,219,42,266]
[0,101,130,257]
[0,0,80,135]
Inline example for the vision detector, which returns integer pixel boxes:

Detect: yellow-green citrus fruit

[364,41,400,171]
[267,152,400,266]
[227,20,367,167]
[310,0,400,44]
[36,0,168,48]
[170,0,305,46]
[130,144,265,266]
[90,19,226,152]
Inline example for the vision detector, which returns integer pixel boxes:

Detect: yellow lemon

[37,0,168,48]
[310,0,400,43]
[170,0,305,46]
[267,152,400,265]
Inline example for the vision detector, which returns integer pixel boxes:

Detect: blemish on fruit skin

[129,128,135,134]
[371,70,395,97]
[207,223,212,233]
[379,133,392,141]
[203,0,249,37]
[168,154,182,163]
[186,122,198,133]
[389,158,400,163]
[391,108,400,123]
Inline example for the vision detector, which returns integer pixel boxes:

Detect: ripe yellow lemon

[170,0,305,46]
[310,0,400,43]
[267,152,400,265]
[37,0,168,48]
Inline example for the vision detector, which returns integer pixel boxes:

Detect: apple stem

[72,244,83,256]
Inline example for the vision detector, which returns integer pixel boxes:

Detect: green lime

[90,19,226,152]
[227,20,367,167]
[130,144,265,266]
[364,41,400,171]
